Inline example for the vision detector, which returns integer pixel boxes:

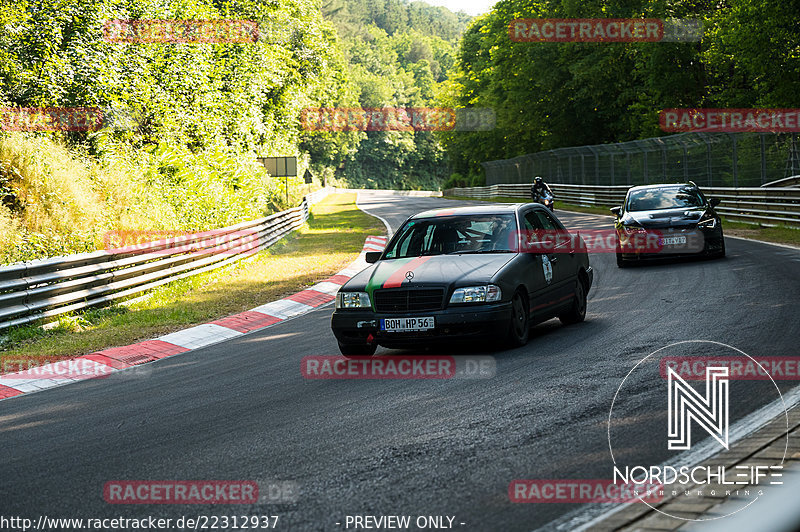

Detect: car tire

[559,279,587,325]
[338,341,377,357]
[714,238,726,259]
[506,291,530,347]
[616,252,626,268]
[704,236,726,259]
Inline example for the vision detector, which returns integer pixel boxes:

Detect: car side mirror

[610,206,622,217]
[365,251,382,264]
[709,198,721,207]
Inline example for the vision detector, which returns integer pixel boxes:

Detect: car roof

[627,183,698,192]
[412,203,526,219]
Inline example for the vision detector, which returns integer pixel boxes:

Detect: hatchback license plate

[381,317,435,332]
[661,236,687,245]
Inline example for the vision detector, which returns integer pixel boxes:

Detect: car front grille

[373,288,445,313]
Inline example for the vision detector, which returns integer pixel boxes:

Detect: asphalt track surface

[1,191,799,531]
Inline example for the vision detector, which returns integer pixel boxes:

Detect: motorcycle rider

[530,176,553,203]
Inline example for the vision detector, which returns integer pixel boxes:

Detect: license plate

[660,236,687,245]
[380,317,435,332]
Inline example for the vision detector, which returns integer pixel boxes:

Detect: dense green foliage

[321,0,470,41]
[0,0,470,262]
[6,0,791,237]
[0,0,348,154]
[441,0,800,181]
[0,0,469,191]
[312,0,469,189]
[0,0,347,261]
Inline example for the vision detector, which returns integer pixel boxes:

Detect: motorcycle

[536,190,554,211]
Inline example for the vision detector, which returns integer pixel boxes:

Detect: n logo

[667,366,729,450]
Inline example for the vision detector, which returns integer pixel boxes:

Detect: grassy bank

[0,133,313,264]
[721,219,800,247]
[0,193,383,366]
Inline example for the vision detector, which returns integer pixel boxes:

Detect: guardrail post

[626,153,631,185]
[590,147,600,185]
[682,143,689,182]
[568,156,573,184]
[610,153,615,185]
[643,150,648,182]
[706,139,713,187]
[731,134,739,188]
[580,154,586,185]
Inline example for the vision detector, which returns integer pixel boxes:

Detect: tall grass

[0,133,308,264]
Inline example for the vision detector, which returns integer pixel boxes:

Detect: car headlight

[697,217,717,229]
[449,285,502,304]
[336,292,371,309]
[622,223,647,235]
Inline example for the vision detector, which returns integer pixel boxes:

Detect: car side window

[534,210,572,251]
[522,212,537,231]
[522,211,544,246]
[533,210,561,231]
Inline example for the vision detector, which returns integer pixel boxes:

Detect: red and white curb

[0,235,389,401]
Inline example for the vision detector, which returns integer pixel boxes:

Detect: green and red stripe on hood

[365,256,433,294]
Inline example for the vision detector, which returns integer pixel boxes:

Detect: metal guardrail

[0,191,333,332]
[444,183,800,227]
[763,175,800,187]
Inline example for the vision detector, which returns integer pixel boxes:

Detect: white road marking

[251,299,314,320]
[158,323,243,350]
[356,192,394,236]
[726,235,800,251]
[312,281,345,295]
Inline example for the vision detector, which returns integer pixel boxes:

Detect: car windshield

[383,214,517,259]
[627,186,705,211]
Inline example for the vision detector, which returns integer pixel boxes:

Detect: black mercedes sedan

[330,204,593,356]
[611,182,725,267]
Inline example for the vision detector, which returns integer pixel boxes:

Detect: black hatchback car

[611,183,725,267]
[330,204,593,356]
